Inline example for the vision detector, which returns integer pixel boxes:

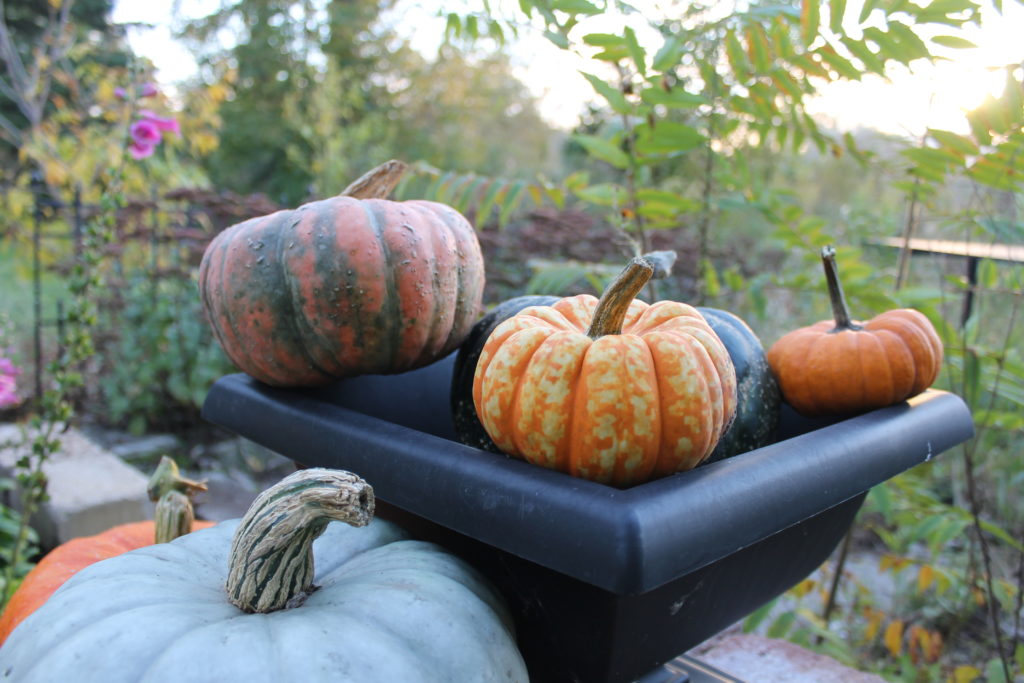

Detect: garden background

[0,0,1022,680]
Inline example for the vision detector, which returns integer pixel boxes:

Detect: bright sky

[112,0,1022,138]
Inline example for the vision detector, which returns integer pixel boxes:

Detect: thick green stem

[225,469,375,614]
[821,246,860,332]
[341,159,407,199]
[587,257,655,338]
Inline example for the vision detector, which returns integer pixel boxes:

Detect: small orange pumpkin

[766,246,943,417]
[0,458,213,643]
[472,257,737,487]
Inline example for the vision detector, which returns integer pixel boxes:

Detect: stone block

[686,629,886,682]
[0,424,151,549]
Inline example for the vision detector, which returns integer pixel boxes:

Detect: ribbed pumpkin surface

[473,295,737,487]
[766,246,943,418]
[767,308,943,417]
[199,197,484,387]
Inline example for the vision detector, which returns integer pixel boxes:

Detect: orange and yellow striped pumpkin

[198,161,485,387]
[472,257,737,487]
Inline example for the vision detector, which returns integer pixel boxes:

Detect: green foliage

[183,1,558,205]
[0,477,38,600]
[397,161,565,228]
[98,275,235,435]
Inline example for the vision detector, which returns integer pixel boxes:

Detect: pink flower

[127,109,181,160]
[114,86,127,100]
[0,357,21,409]
[129,141,156,159]
[130,118,161,147]
[139,110,181,137]
[140,82,159,98]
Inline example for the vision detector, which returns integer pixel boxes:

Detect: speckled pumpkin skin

[472,296,737,487]
[451,295,561,453]
[199,197,485,387]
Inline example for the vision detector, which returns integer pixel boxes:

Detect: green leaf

[445,13,462,39]
[550,0,602,14]
[725,29,751,81]
[816,46,863,79]
[801,0,821,45]
[635,189,700,218]
[903,146,963,169]
[840,37,888,75]
[580,71,630,113]
[624,26,646,76]
[703,258,721,296]
[863,26,908,63]
[859,0,880,22]
[978,258,999,288]
[652,36,685,71]
[930,35,977,49]
[929,128,979,156]
[969,158,1017,191]
[475,180,506,227]
[829,0,848,34]
[771,69,807,99]
[465,14,480,40]
[887,22,932,62]
[453,176,487,215]
[572,133,631,169]
[574,182,629,206]
[592,47,631,62]
[583,33,625,47]
[544,30,570,49]
[790,52,831,79]
[498,180,528,228]
[979,518,1024,552]
[746,24,773,72]
[767,610,797,638]
[743,598,778,633]
[635,121,706,155]
[869,482,894,520]
[640,87,710,108]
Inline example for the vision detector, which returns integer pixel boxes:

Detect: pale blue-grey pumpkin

[0,469,527,683]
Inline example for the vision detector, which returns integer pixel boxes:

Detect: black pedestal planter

[202,354,973,683]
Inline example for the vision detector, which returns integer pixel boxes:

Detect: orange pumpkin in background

[767,246,943,417]
[473,257,737,487]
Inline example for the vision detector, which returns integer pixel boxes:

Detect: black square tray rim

[202,372,974,596]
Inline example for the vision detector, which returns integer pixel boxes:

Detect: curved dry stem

[225,468,374,614]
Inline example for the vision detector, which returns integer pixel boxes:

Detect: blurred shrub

[98,273,234,434]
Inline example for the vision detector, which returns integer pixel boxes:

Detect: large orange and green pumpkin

[472,257,737,487]
[198,161,486,387]
[767,246,943,417]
